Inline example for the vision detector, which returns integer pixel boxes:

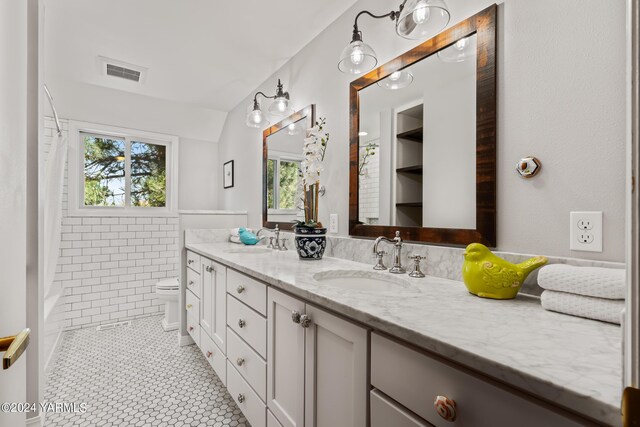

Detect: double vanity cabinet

[185,249,367,427]
[183,247,604,427]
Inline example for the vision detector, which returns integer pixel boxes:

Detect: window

[69,121,178,216]
[266,155,302,213]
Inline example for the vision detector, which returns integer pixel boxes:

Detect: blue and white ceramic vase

[294,226,326,260]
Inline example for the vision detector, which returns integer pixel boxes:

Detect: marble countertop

[186,242,622,426]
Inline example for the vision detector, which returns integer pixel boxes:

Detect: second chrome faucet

[372,231,406,274]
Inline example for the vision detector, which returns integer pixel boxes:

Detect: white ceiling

[44,0,358,112]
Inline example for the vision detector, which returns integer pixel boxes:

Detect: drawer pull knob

[188,259,194,265]
[236,285,245,294]
[237,394,245,403]
[188,326,194,332]
[188,280,194,286]
[186,304,193,309]
[236,357,245,366]
[206,351,212,358]
[299,314,311,328]
[291,311,301,324]
[205,265,214,273]
[238,319,246,328]
[434,395,457,422]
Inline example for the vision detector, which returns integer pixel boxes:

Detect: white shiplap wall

[44,117,178,330]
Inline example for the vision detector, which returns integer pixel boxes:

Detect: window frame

[266,150,302,215]
[68,120,179,217]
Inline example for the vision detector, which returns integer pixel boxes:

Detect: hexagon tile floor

[44,315,249,427]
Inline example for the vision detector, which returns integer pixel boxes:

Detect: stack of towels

[538,264,625,325]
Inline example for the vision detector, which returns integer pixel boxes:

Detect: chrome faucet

[372,231,406,274]
[257,225,283,250]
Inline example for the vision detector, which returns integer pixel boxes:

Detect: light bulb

[455,37,468,51]
[251,109,263,124]
[389,71,402,81]
[412,0,430,24]
[350,46,364,65]
[275,98,287,113]
[288,123,296,132]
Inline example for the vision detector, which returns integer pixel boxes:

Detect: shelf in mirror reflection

[396,127,423,143]
[395,202,423,208]
[396,165,423,175]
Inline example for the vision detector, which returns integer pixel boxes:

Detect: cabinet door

[211,260,227,352]
[201,259,227,352]
[267,288,305,427]
[200,260,214,339]
[304,305,368,427]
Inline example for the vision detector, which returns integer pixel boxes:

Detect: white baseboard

[25,413,43,426]
[44,329,64,375]
[179,334,194,347]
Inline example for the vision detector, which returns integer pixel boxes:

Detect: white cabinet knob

[434,395,457,422]
[236,357,245,366]
[237,285,245,294]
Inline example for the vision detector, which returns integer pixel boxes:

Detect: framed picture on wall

[223,160,234,189]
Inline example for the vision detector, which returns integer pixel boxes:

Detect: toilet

[156,277,179,331]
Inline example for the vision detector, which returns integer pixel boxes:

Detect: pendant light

[396,0,450,40]
[245,79,293,128]
[338,0,450,75]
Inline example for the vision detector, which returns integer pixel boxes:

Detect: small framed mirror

[263,104,316,230]
[349,5,496,246]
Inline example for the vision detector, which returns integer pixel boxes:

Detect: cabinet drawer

[371,389,430,427]
[186,313,200,347]
[186,267,201,298]
[227,360,266,427]
[228,295,267,358]
[371,334,581,427]
[227,327,266,401]
[227,269,267,316]
[200,330,226,385]
[186,250,201,273]
[185,289,200,324]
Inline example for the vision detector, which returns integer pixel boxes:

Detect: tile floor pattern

[45,315,249,427]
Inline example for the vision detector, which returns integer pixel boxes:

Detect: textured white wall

[218,0,627,262]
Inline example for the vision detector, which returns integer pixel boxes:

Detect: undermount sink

[313,270,419,292]
[224,246,271,254]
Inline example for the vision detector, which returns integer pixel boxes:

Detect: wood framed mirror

[349,5,496,246]
[263,104,316,230]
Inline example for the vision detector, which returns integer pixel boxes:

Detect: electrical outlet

[329,214,338,234]
[570,211,602,252]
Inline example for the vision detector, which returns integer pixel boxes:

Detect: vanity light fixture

[377,70,414,90]
[437,36,476,63]
[245,79,293,128]
[338,0,450,75]
[358,131,368,136]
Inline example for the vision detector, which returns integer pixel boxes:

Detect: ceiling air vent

[99,56,147,84]
[106,64,141,82]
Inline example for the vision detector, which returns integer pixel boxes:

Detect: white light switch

[329,214,338,234]
[570,211,602,252]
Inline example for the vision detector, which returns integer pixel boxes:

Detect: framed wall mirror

[263,104,316,230]
[349,5,496,246]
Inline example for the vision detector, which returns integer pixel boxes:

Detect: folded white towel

[541,290,624,325]
[230,227,254,237]
[537,264,625,300]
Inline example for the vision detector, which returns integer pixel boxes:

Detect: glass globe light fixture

[246,79,292,128]
[396,0,450,40]
[268,79,292,117]
[377,70,414,90]
[245,100,269,128]
[338,32,378,74]
[437,35,476,63]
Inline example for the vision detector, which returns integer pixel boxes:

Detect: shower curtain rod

[43,84,62,137]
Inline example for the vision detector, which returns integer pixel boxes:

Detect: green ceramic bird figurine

[462,243,548,299]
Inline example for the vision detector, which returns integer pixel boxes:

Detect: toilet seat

[156,277,179,291]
